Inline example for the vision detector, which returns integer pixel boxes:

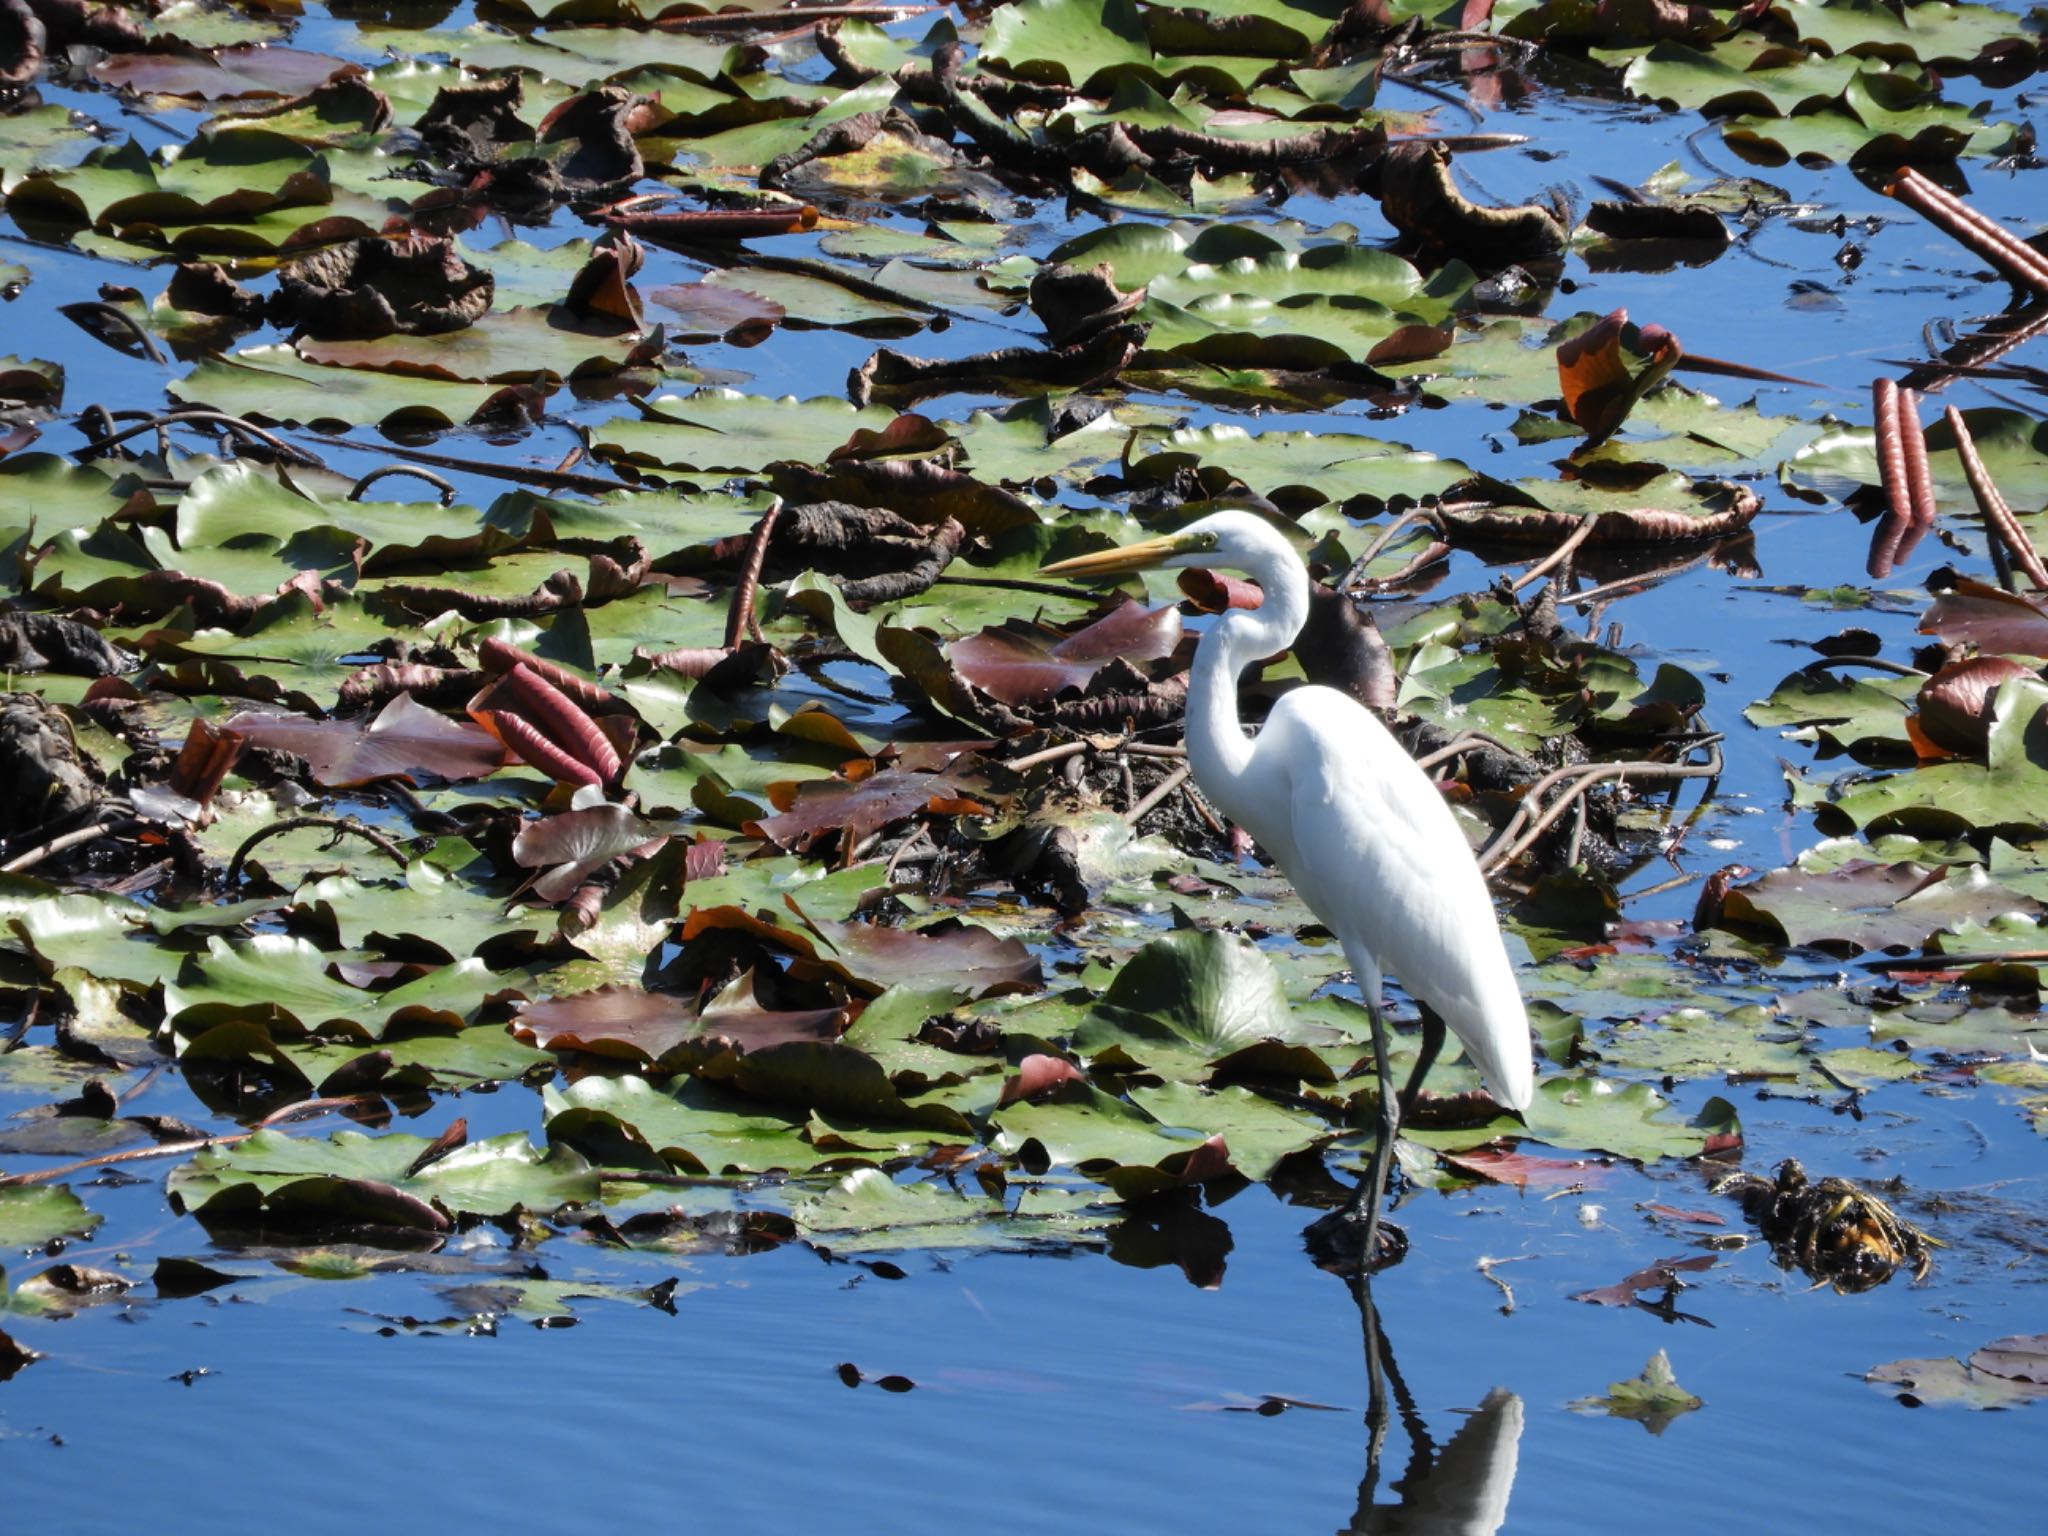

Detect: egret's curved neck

[1185,544,1311,823]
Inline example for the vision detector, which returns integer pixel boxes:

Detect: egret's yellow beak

[1040,533,1185,578]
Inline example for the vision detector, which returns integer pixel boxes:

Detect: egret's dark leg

[1399,1004,1447,1121]
[1351,994,1402,1265]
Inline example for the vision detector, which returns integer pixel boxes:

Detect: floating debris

[1714,1158,1940,1292]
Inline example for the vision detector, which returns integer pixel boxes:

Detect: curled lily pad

[167,1128,600,1237]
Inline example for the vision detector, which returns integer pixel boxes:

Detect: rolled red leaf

[475,637,612,708]
[1867,379,1913,579]
[1891,387,1936,567]
[495,664,622,784]
[1948,405,2048,589]
[1887,169,2048,297]
[483,708,603,789]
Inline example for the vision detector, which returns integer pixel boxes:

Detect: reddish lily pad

[948,599,1183,707]
[227,693,506,787]
[746,767,995,854]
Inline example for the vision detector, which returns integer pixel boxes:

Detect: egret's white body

[1047,511,1535,1252]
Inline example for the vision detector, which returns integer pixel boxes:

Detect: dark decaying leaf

[271,235,495,340]
[1,693,107,836]
[1570,1253,1717,1307]
[1371,141,1568,266]
[1717,1158,1938,1293]
[0,611,138,675]
[1435,479,1760,546]
[0,1327,41,1380]
[228,693,505,787]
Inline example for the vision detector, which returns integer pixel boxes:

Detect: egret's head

[1039,510,1285,579]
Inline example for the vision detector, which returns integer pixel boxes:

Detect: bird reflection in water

[1343,1279,1523,1536]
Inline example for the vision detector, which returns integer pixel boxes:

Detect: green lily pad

[0,1185,102,1249]
[791,1166,1110,1255]
[1519,1077,1739,1163]
[544,1074,827,1176]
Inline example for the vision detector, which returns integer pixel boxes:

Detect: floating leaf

[1570,1350,1704,1435]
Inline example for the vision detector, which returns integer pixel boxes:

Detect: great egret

[1044,510,1535,1264]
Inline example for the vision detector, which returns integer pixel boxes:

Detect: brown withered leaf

[1920,576,2048,656]
[92,46,347,102]
[1570,1253,1717,1307]
[646,282,785,344]
[795,905,1042,999]
[510,985,700,1063]
[1557,308,1682,447]
[691,969,852,1054]
[565,235,644,328]
[949,600,1182,707]
[227,692,505,787]
[166,717,245,808]
[1443,1147,1618,1188]
[746,766,995,853]
[1366,324,1454,367]
[680,901,1040,1000]
[1177,570,1262,612]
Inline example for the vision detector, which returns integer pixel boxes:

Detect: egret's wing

[1262,690,1535,1111]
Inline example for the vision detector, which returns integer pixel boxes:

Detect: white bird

[1044,510,1535,1264]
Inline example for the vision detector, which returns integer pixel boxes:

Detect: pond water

[5,4,2048,1531]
